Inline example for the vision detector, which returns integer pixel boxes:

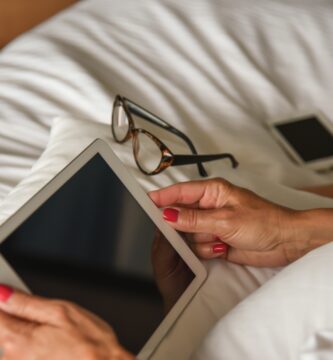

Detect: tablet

[268,111,333,172]
[0,139,207,359]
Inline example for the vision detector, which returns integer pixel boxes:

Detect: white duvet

[0,0,333,359]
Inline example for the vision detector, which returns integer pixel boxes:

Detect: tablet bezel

[0,139,207,359]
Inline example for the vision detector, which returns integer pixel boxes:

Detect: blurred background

[0,0,78,49]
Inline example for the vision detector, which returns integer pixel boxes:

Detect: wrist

[282,208,333,263]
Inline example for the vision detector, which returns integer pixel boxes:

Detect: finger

[149,178,234,208]
[149,180,206,206]
[0,286,70,326]
[189,242,228,260]
[0,286,111,333]
[0,310,33,338]
[163,206,232,235]
[188,233,219,244]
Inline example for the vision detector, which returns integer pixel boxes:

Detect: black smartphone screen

[274,116,333,162]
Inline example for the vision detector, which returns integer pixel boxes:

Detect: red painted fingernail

[213,243,228,254]
[0,285,13,302]
[163,208,179,222]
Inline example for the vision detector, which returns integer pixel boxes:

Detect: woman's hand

[0,285,134,360]
[149,178,333,267]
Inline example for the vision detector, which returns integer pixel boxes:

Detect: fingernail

[0,285,13,302]
[212,243,228,254]
[163,208,179,222]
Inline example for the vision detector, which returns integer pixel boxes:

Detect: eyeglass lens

[133,132,163,174]
[112,104,130,142]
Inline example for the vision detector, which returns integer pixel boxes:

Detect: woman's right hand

[149,178,333,267]
[0,286,134,360]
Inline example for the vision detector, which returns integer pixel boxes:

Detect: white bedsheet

[0,0,333,202]
[0,0,333,359]
[1,116,332,360]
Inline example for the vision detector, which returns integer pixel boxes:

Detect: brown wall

[0,0,78,48]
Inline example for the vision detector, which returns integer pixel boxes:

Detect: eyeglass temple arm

[172,153,239,169]
[125,99,208,177]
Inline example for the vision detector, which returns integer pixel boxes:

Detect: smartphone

[268,112,333,172]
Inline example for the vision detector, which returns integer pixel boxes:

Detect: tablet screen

[0,154,195,354]
[274,116,333,162]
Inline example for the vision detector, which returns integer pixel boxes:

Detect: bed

[1,0,333,358]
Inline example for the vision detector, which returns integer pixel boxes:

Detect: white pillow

[193,241,333,360]
[1,116,333,360]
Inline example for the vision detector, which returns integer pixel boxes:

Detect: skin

[0,178,332,358]
[149,178,333,267]
[301,184,333,199]
[0,290,134,360]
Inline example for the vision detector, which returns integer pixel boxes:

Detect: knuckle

[2,332,27,359]
[210,177,228,188]
[14,301,29,319]
[217,178,232,193]
[183,209,198,229]
[50,301,72,323]
[212,177,223,184]
[79,345,101,360]
[203,178,234,207]
[2,333,15,351]
[206,177,224,190]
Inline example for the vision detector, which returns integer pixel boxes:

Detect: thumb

[163,207,223,234]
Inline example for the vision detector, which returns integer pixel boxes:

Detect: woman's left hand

[0,285,134,360]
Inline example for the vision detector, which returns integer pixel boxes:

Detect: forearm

[284,208,333,262]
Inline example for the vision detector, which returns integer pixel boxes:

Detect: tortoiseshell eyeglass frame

[111,95,239,176]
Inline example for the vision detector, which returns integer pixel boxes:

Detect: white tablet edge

[266,110,333,171]
[0,139,207,359]
[0,255,29,292]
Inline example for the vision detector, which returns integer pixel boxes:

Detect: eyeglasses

[111,95,238,176]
